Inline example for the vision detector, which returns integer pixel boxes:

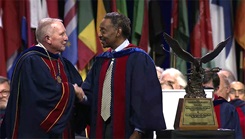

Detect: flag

[117,0,127,16]
[19,0,31,48]
[1,0,21,79]
[47,0,59,18]
[138,0,148,52]
[234,0,245,81]
[242,50,245,82]
[29,0,49,49]
[189,0,213,68]
[0,0,6,77]
[111,0,117,12]
[240,50,244,82]
[111,0,128,16]
[62,0,78,65]
[96,0,111,55]
[210,0,237,79]
[131,0,145,50]
[171,0,189,74]
[30,0,48,28]
[77,0,97,79]
[149,0,172,69]
[234,0,245,49]
[7,0,32,79]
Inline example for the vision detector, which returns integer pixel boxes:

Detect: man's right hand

[73,84,85,102]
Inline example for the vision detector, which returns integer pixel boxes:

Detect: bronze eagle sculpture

[163,32,231,98]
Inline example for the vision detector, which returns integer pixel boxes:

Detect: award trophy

[163,33,231,130]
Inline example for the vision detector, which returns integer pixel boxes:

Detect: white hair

[35,18,63,43]
[162,68,187,88]
[156,66,164,74]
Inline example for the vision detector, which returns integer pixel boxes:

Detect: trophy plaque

[174,98,218,130]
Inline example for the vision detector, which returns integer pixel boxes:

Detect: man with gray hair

[218,69,236,83]
[161,68,187,89]
[1,18,87,138]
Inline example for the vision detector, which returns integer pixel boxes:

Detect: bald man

[229,81,245,138]
[212,73,242,139]
[229,81,245,101]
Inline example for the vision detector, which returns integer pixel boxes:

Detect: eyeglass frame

[0,90,10,97]
[229,88,245,95]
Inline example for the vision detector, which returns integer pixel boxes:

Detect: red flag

[243,50,245,83]
[47,0,59,18]
[2,0,21,60]
[190,0,213,58]
[0,27,6,76]
[0,0,6,76]
[139,0,148,52]
[111,0,117,12]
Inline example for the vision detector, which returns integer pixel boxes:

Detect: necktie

[101,58,114,121]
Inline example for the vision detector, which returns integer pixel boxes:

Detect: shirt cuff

[135,128,145,134]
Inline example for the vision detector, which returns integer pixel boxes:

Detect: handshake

[73,84,86,102]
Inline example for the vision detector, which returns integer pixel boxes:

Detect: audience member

[156,66,164,80]
[202,71,216,89]
[82,12,166,138]
[156,66,164,89]
[218,69,236,83]
[0,76,10,127]
[213,73,230,100]
[230,99,245,138]
[229,81,245,138]
[229,81,245,101]
[1,18,87,138]
[161,68,187,89]
[212,73,242,139]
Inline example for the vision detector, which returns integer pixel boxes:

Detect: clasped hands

[73,84,86,102]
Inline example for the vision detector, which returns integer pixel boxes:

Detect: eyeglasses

[229,88,245,95]
[0,90,10,97]
[203,86,214,89]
